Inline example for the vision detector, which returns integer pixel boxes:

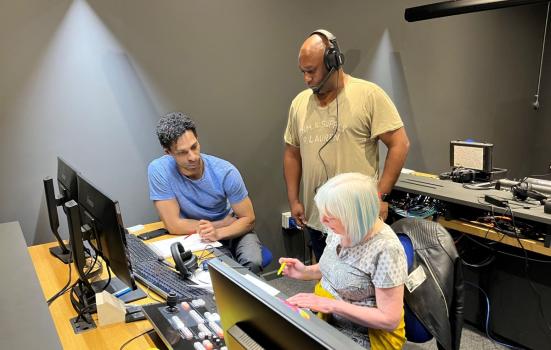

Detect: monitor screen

[450,140,493,172]
[208,256,363,350]
[76,174,138,293]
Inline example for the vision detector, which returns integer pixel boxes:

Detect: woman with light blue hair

[280,173,408,349]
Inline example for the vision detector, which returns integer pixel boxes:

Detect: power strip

[484,195,508,208]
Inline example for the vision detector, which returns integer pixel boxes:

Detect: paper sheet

[126,224,144,233]
[148,234,222,258]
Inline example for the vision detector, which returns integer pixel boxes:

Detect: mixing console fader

[143,292,226,350]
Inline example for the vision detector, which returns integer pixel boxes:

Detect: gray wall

[530,13,551,174]
[1,0,549,271]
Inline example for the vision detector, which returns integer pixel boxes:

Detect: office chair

[261,245,273,269]
[397,234,434,343]
[392,218,464,350]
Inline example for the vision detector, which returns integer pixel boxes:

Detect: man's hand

[197,220,220,242]
[379,201,389,221]
[290,201,307,228]
[214,214,237,228]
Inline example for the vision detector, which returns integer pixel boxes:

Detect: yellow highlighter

[298,308,311,319]
[277,262,287,276]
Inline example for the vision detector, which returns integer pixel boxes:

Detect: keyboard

[126,234,211,301]
[126,233,160,263]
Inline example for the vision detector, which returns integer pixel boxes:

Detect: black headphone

[310,29,345,72]
[511,182,548,204]
[439,167,476,183]
[170,242,198,279]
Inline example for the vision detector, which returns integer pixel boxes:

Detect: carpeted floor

[266,276,506,350]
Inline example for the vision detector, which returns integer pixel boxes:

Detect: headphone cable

[316,70,340,192]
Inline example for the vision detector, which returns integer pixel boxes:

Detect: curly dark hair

[156,112,197,150]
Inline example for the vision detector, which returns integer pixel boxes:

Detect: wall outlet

[282,212,291,228]
[282,212,298,229]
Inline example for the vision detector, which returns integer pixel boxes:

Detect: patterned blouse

[318,223,408,348]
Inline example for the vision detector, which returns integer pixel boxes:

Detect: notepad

[148,234,222,258]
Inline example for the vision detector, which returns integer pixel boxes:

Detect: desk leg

[545,226,551,248]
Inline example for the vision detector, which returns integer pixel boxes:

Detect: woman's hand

[286,293,337,314]
[278,257,307,280]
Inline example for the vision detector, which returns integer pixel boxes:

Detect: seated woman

[280,172,408,349]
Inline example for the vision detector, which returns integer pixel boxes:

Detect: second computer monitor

[76,173,138,293]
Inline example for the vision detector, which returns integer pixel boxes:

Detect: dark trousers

[305,226,327,262]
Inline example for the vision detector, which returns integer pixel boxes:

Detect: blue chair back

[261,245,273,269]
[397,234,433,343]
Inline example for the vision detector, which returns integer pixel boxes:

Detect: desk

[28,222,167,350]
[395,173,551,247]
[392,174,551,349]
[395,174,551,223]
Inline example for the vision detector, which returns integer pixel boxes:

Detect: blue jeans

[218,231,263,274]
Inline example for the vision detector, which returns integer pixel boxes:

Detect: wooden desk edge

[438,218,551,257]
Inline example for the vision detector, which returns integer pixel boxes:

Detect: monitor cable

[315,70,340,193]
[506,205,551,338]
[87,237,112,293]
[119,328,155,350]
[464,281,527,349]
[47,249,102,306]
[46,251,73,305]
[459,230,551,264]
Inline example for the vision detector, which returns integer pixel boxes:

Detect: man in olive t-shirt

[283,29,410,261]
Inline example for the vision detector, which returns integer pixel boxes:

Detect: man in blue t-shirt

[148,112,263,273]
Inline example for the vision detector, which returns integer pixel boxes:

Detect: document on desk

[148,234,222,258]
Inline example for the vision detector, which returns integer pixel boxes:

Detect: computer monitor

[64,174,145,317]
[43,157,79,264]
[208,256,364,350]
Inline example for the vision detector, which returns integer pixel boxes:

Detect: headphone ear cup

[170,242,197,278]
[450,168,475,183]
[170,242,186,277]
[181,249,192,261]
[183,254,198,276]
[324,47,336,71]
[512,185,528,201]
[324,47,344,71]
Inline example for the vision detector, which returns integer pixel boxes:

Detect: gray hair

[314,173,380,246]
[156,112,197,150]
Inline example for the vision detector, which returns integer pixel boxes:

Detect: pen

[114,287,132,298]
[277,262,287,276]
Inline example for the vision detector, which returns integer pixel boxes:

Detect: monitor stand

[72,277,147,315]
[49,246,72,264]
